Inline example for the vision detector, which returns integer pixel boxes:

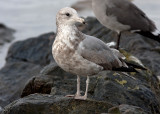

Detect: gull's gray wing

[77,35,123,70]
[106,0,156,32]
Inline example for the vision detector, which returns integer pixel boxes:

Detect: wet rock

[0,32,55,107]
[2,94,113,114]
[108,104,147,114]
[0,23,15,45]
[0,62,41,107]
[21,75,54,97]
[21,62,76,97]
[93,72,160,114]
[6,32,55,66]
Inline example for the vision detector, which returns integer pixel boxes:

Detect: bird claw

[74,95,87,100]
[65,94,87,100]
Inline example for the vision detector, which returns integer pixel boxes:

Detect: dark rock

[0,32,55,107]
[93,72,160,114]
[6,32,55,66]
[0,23,15,45]
[2,94,113,114]
[0,62,41,107]
[21,62,76,97]
[21,75,54,97]
[21,62,160,114]
[108,104,147,114]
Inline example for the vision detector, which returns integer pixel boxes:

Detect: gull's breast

[52,39,103,76]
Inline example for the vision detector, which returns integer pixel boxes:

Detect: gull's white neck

[54,23,84,50]
[57,24,78,36]
[55,24,83,50]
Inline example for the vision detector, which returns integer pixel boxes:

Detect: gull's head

[56,7,85,26]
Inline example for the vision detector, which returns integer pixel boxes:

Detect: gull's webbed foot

[74,95,87,100]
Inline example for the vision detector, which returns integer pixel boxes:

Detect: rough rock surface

[0,33,55,107]
[2,94,113,114]
[108,104,147,114]
[0,62,41,107]
[20,62,160,114]
[1,17,160,114]
[6,32,55,65]
[0,23,15,45]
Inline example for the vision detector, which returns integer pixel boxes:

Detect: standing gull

[92,0,160,49]
[52,7,137,100]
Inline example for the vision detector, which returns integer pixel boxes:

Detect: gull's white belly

[52,41,103,76]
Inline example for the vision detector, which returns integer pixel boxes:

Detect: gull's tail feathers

[112,61,147,73]
[112,66,138,73]
[136,30,160,43]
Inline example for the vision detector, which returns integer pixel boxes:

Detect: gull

[92,0,160,49]
[52,7,137,100]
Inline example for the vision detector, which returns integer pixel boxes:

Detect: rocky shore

[0,17,160,114]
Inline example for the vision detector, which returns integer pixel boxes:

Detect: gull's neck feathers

[57,24,77,34]
[55,23,85,50]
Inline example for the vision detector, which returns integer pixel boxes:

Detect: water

[0,0,160,69]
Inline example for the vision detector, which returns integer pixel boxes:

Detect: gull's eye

[65,13,70,17]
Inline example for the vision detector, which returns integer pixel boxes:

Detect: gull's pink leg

[66,76,90,100]
[65,75,81,97]
[83,76,90,99]
[75,76,89,100]
[75,75,81,96]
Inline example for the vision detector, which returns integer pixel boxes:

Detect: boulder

[6,32,55,65]
[20,62,160,114]
[0,32,55,107]
[2,94,113,114]
[0,62,41,107]
[0,23,15,45]
[21,62,75,97]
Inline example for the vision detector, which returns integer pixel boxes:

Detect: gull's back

[77,34,125,70]
[92,0,156,32]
